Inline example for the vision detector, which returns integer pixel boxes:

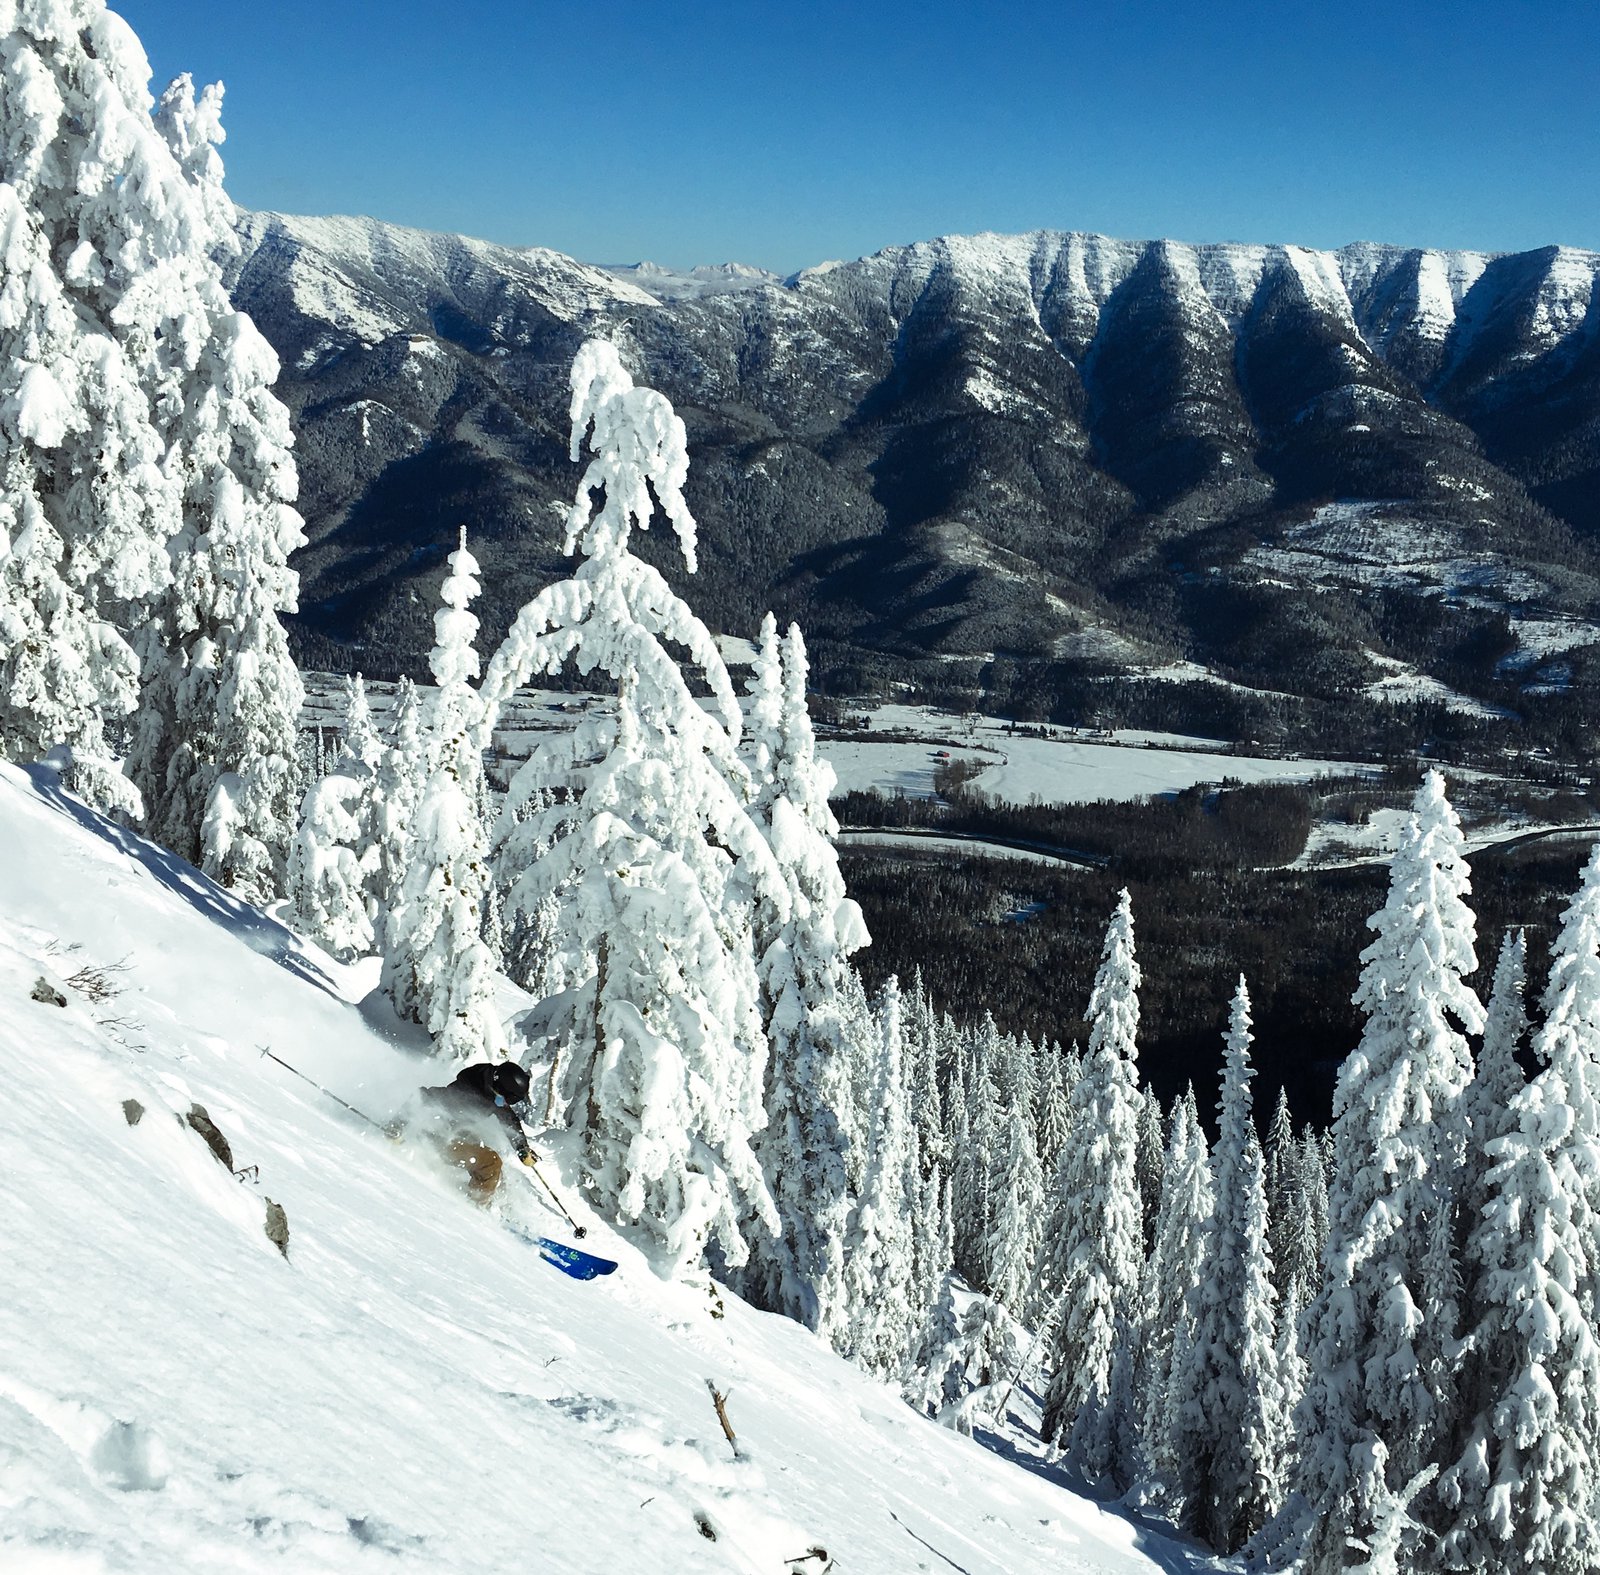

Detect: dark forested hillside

[844,808,1600,1127]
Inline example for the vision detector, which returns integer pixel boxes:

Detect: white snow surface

[600,260,784,302]
[825,705,1372,803]
[1503,615,1600,669]
[0,760,1198,1575]
[231,211,658,349]
[1244,499,1549,603]
[232,210,1600,383]
[835,829,1090,867]
[1360,651,1517,721]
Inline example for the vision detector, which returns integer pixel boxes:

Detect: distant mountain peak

[600,259,783,301]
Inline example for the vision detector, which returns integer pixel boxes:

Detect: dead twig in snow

[705,1379,739,1459]
[64,955,131,1002]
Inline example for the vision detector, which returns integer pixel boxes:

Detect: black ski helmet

[492,1060,532,1108]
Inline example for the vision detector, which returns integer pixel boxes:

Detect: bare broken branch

[705,1378,739,1459]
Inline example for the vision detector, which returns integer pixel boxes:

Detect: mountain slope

[228,213,1600,710]
[0,759,1200,1575]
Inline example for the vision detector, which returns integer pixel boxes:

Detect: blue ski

[505,1222,617,1279]
[535,1236,616,1279]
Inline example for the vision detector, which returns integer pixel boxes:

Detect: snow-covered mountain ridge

[0,757,1201,1574]
[228,210,1600,714]
[242,209,1600,364]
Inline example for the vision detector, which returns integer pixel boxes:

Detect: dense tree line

[844,825,1600,1128]
[836,778,1317,875]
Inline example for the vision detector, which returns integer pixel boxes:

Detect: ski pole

[261,1044,590,1239]
[258,1045,386,1133]
[523,1154,588,1239]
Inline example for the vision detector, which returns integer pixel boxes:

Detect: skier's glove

[520,1151,537,1167]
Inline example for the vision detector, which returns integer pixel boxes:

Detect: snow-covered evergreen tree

[942,1024,968,1173]
[906,969,945,1178]
[286,771,374,961]
[371,675,425,942]
[0,4,226,816]
[742,613,868,1333]
[1263,1086,1298,1296]
[1346,1461,1441,1575]
[953,1017,1002,1287]
[907,1192,966,1420]
[984,1098,1044,1315]
[1460,929,1529,1232]
[126,72,304,899]
[1083,1314,1145,1492]
[1039,889,1146,1471]
[1439,862,1600,1574]
[909,1158,949,1343]
[284,673,387,957]
[1139,1085,1214,1493]
[1281,1124,1330,1300]
[337,675,384,777]
[1172,977,1283,1552]
[835,964,877,1195]
[1135,1087,1166,1251]
[380,532,503,1066]
[1035,1041,1072,1180]
[1273,1272,1309,1498]
[1000,1029,1040,1127]
[935,1294,1024,1436]
[477,342,782,1276]
[1296,771,1485,1575]
[841,976,917,1372]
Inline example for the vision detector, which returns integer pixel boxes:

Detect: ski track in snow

[0,760,1210,1574]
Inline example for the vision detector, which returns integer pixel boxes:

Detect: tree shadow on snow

[966,1392,1215,1575]
[22,764,343,1001]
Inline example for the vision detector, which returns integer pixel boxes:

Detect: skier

[414,1058,538,1204]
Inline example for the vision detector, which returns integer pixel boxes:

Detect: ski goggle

[494,1093,507,1107]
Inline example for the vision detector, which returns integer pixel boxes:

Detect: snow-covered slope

[0,760,1197,1574]
[230,210,657,377]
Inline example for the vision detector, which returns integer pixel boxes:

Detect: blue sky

[128,0,1600,273]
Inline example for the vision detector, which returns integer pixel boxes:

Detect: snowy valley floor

[0,761,1218,1575]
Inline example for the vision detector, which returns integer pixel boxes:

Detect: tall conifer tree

[1296,772,1484,1574]
[1040,889,1145,1469]
[1173,978,1283,1552]
[1440,862,1600,1573]
[742,613,868,1333]
[0,10,301,875]
[1139,1085,1214,1493]
[129,73,304,898]
[478,342,782,1275]
[380,532,503,1065]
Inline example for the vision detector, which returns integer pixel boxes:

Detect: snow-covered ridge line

[794,229,1600,348]
[233,209,661,345]
[235,207,1600,359]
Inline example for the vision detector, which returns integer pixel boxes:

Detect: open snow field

[821,704,1373,804]
[1295,805,1600,871]
[0,761,1204,1575]
[304,678,1373,809]
[835,829,1092,866]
